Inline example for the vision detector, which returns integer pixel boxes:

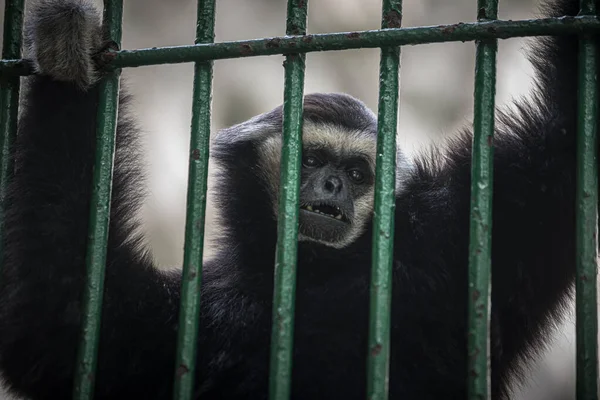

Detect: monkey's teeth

[302,204,344,221]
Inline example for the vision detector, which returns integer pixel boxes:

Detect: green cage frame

[0,0,598,399]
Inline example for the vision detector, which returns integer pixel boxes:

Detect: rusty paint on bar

[89,16,600,68]
[172,0,216,399]
[576,1,599,399]
[72,0,123,399]
[2,17,600,76]
[0,0,24,276]
[366,1,402,400]
[467,1,498,399]
[268,0,307,399]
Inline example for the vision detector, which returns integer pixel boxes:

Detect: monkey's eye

[302,155,322,168]
[348,169,365,183]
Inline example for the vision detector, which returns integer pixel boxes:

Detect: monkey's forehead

[300,124,377,159]
[216,119,377,160]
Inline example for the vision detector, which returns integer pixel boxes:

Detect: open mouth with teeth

[300,203,348,222]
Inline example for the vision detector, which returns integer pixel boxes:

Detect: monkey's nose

[324,176,343,194]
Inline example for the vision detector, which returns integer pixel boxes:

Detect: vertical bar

[72,1,123,399]
[0,0,25,274]
[172,0,216,398]
[268,0,307,399]
[366,1,402,400]
[576,1,599,399]
[467,1,498,399]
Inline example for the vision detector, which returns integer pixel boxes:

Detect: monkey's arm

[390,0,587,397]
[0,2,186,398]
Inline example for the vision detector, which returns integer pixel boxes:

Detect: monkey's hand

[24,0,115,89]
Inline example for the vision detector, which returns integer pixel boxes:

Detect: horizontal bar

[366,0,402,399]
[171,0,216,398]
[0,15,598,76]
[72,0,123,399]
[0,0,24,277]
[268,0,308,399]
[467,0,498,397]
[575,1,599,400]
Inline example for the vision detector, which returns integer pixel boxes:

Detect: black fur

[0,0,594,399]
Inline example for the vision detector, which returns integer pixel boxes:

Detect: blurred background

[0,0,589,399]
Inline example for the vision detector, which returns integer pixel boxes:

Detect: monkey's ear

[24,0,104,90]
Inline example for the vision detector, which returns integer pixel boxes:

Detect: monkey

[0,0,594,398]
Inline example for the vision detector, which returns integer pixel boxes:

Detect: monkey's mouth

[300,202,349,223]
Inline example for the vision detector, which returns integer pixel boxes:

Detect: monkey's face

[257,122,377,249]
[297,146,374,247]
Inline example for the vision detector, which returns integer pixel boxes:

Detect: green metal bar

[0,0,24,276]
[268,0,307,399]
[77,16,600,69]
[172,0,216,398]
[576,1,599,399]
[72,1,123,399]
[366,1,402,400]
[467,1,498,399]
[2,16,600,75]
